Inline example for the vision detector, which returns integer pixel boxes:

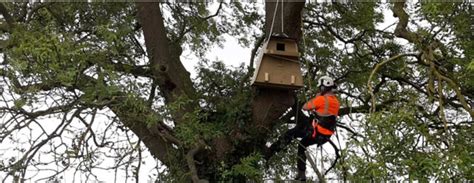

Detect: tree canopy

[0,1,472,182]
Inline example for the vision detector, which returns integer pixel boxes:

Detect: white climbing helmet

[317,76,335,87]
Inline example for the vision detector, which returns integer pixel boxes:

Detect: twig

[176,2,223,41]
[336,123,362,138]
[367,53,417,113]
[135,140,142,183]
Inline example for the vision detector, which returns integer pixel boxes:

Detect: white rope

[320,146,324,171]
[268,0,279,39]
[314,146,318,170]
[281,0,284,34]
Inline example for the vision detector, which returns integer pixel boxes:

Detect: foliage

[299,2,472,182]
[221,153,263,181]
[0,1,472,182]
[195,61,252,129]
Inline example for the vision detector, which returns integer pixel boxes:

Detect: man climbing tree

[266,76,340,181]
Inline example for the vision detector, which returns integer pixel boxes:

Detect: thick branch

[186,142,206,183]
[136,2,196,124]
[249,35,265,70]
[392,1,420,44]
[339,99,398,116]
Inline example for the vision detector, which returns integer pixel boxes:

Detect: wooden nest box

[251,35,304,89]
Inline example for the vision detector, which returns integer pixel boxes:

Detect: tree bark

[136,3,200,180]
[136,2,196,124]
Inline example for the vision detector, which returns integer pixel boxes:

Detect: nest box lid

[269,33,293,40]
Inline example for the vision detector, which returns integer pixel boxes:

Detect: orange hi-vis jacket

[303,93,340,137]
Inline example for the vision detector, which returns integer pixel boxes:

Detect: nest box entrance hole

[276,42,285,51]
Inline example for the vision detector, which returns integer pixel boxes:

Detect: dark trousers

[268,121,331,172]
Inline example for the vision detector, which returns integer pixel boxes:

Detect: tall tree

[0,1,472,182]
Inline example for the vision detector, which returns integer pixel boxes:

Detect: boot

[295,169,306,181]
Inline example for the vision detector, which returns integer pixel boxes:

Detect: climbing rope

[268,0,286,39]
[281,0,284,34]
[320,145,324,172]
[268,0,279,40]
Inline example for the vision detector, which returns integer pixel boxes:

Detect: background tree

[0,1,472,182]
